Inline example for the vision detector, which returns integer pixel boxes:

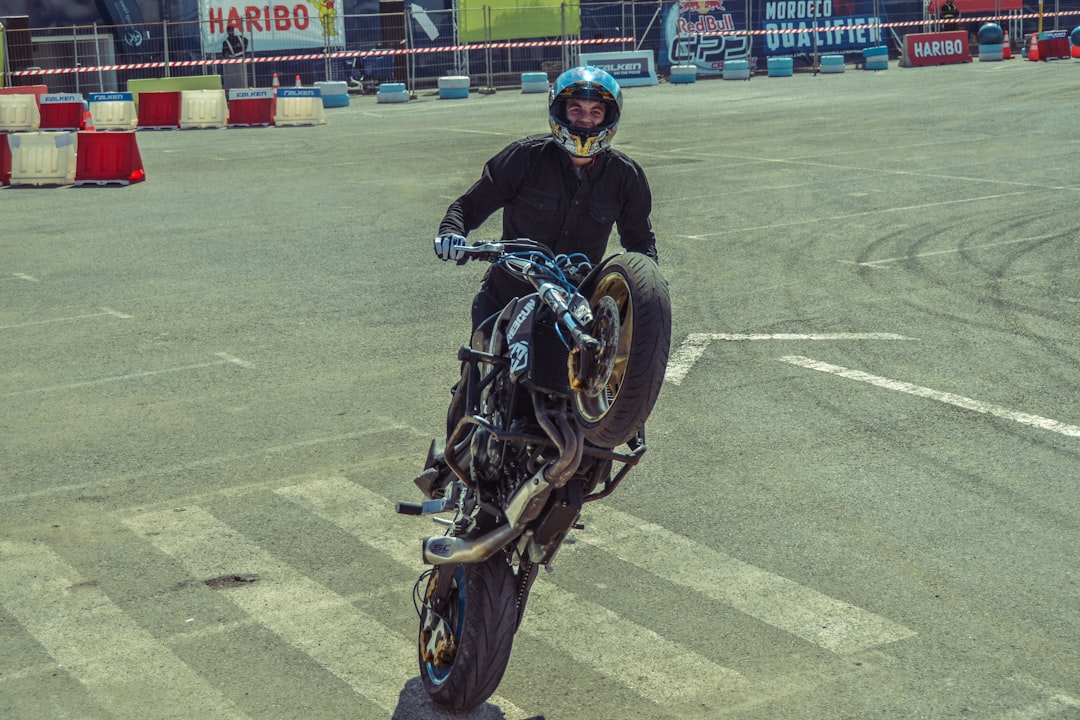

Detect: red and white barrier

[8,36,635,78]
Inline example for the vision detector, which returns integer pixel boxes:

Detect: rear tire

[419,553,518,712]
[573,253,672,447]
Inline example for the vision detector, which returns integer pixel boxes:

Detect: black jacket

[440,134,657,304]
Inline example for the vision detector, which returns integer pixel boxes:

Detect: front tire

[419,553,518,712]
[573,253,672,447]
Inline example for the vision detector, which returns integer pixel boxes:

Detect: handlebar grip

[464,242,505,261]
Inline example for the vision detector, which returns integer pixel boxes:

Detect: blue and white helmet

[548,66,623,158]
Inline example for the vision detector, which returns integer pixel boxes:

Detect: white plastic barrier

[274,88,327,126]
[768,57,794,77]
[520,72,548,93]
[315,81,349,108]
[8,131,76,186]
[89,92,138,131]
[0,93,42,132]
[723,59,751,80]
[863,46,889,70]
[670,65,697,84]
[820,55,846,73]
[180,89,228,129]
[376,83,410,104]
[438,76,470,99]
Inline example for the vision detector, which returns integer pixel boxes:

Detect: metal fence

[4,1,1080,95]
[2,6,639,95]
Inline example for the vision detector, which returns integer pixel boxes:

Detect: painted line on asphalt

[124,507,435,717]
[1,353,253,397]
[1001,674,1080,719]
[844,235,1057,269]
[276,477,749,705]
[682,191,1034,239]
[666,333,912,386]
[0,425,414,505]
[780,355,1080,438]
[0,307,131,331]
[125,502,532,720]
[577,505,917,655]
[0,541,252,720]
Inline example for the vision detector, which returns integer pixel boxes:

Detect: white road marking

[1002,675,1080,719]
[781,355,1080,438]
[124,504,532,720]
[276,477,749,704]
[846,235,1057,269]
[124,507,423,716]
[0,541,252,720]
[1,353,252,397]
[665,333,912,386]
[213,352,255,368]
[577,505,917,655]
[682,191,1034,238]
[0,425,412,505]
[0,307,132,330]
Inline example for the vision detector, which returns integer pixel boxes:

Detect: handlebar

[458,241,507,262]
[458,240,603,353]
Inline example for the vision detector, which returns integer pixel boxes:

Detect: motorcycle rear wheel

[419,553,518,712]
[574,253,672,447]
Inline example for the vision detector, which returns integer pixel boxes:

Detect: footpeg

[414,438,453,499]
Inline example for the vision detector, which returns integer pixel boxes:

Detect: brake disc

[569,295,620,398]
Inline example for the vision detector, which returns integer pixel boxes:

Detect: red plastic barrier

[902,31,972,67]
[0,85,48,105]
[227,97,274,127]
[1,135,11,186]
[39,102,86,130]
[137,91,181,129]
[74,131,146,186]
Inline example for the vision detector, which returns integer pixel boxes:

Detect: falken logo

[598,62,646,73]
[509,341,529,374]
[507,298,536,339]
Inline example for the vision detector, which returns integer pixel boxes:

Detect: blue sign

[88,92,133,102]
[579,51,659,87]
[277,88,322,98]
[760,0,884,55]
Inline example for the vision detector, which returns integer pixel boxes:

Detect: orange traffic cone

[1028,34,1040,61]
[294,74,302,87]
[271,72,280,89]
[1002,30,1012,59]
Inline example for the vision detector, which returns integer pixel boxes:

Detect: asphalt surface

[3,57,1080,720]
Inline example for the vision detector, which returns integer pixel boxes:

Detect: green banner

[457,0,580,43]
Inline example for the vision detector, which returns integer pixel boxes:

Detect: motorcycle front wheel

[574,252,672,447]
[419,552,518,712]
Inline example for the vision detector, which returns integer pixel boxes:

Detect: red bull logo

[678,0,727,12]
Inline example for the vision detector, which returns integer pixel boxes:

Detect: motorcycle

[396,239,672,711]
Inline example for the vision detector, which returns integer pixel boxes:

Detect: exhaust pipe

[421,522,522,565]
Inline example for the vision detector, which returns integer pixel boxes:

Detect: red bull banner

[197,0,346,54]
[661,0,753,75]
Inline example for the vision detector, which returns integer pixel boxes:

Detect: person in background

[221,25,248,89]
[940,0,961,29]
